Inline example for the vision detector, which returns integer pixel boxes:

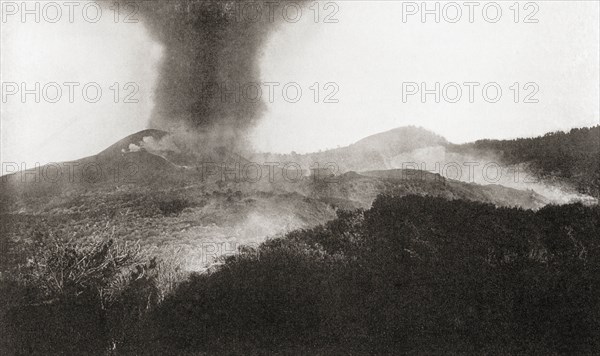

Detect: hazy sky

[1,0,163,167]
[252,0,600,153]
[1,1,599,167]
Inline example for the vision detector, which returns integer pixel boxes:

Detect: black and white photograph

[1,0,599,354]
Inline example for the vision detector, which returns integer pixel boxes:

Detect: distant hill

[0,126,552,261]
[257,126,447,172]
[257,125,598,202]
[351,126,447,153]
[3,125,594,215]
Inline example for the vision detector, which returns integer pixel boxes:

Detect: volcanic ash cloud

[121,0,309,150]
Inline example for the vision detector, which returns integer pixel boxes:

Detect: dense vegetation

[450,126,600,197]
[1,194,599,354]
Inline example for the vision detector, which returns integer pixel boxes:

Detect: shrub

[3,195,600,354]
[0,230,182,354]
[147,195,600,354]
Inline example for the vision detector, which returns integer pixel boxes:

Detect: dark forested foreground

[2,194,600,354]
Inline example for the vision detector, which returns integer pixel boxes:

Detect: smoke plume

[119,0,307,149]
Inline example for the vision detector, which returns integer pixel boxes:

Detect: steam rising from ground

[392,146,597,205]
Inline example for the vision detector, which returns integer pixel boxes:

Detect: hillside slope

[1,128,552,271]
[448,126,600,197]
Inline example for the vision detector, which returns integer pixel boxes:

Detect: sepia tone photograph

[1,1,599,354]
